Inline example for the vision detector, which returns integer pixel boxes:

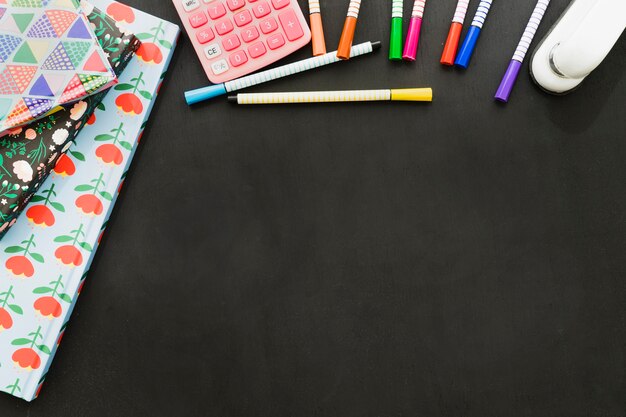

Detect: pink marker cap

[402,17,422,61]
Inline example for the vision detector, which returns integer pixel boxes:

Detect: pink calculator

[173,0,312,84]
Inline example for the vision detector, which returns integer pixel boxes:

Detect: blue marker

[184,41,381,105]
[455,0,493,69]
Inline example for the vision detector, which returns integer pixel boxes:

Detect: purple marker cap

[495,60,523,103]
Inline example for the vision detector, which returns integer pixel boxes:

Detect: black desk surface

[2,0,625,415]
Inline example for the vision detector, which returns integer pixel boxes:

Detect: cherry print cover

[0,0,118,134]
[0,0,178,401]
[0,2,140,241]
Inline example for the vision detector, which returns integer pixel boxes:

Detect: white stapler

[530,0,626,94]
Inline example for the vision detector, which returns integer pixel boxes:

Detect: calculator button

[241,26,260,42]
[222,34,241,51]
[248,41,266,58]
[226,0,245,11]
[182,0,201,12]
[204,43,222,59]
[271,0,289,10]
[266,33,285,49]
[207,2,227,19]
[189,11,208,28]
[259,17,278,34]
[196,28,215,44]
[229,50,248,67]
[215,18,234,35]
[211,59,229,75]
[234,10,253,27]
[252,1,271,18]
[278,9,303,40]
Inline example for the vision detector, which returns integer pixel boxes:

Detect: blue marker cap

[184,84,228,105]
[454,25,482,69]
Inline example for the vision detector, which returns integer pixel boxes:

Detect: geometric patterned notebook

[0,0,117,134]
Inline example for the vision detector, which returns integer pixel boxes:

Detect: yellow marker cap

[390,88,433,102]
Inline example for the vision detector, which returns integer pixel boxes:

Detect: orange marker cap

[440,22,463,66]
[337,17,358,60]
[310,13,327,56]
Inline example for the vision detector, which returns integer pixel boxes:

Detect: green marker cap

[389,18,403,61]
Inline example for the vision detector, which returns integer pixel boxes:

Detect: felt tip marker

[403,0,427,61]
[455,0,493,69]
[184,41,381,105]
[441,0,470,65]
[389,0,404,60]
[495,0,550,102]
[227,88,433,104]
[337,0,363,60]
[308,0,327,56]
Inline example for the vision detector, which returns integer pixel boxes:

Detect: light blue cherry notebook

[0,0,179,401]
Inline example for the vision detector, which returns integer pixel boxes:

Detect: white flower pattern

[52,128,69,145]
[12,160,33,183]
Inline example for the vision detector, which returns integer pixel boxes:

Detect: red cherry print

[75,194,104,216]
[33,296,62,319]
[95,144,124,166]
[54,245,83,267]
[107,2,135,23]
[136,43,163,64]
[12,348,41,370]
[54,154,76,177]
[26,205,55,227]
[115,93,143,115]
[0,307,13,331]
[87,113,97,125]
[5,256,34,278]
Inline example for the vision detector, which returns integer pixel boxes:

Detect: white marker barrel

[512,0,550,62]
[452,0,470,24]
[471,0,493,28]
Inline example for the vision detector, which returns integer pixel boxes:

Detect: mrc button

[204,43,222,60]
[181,0,200,12]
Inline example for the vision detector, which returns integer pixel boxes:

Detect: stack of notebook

[0,0,179,401]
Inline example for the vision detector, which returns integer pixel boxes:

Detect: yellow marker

[228,88,433,104]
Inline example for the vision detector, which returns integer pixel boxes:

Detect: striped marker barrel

[441,0,470,65]
[455,0,493,68]
[495,0,550,102]
[337,0,362,60]
[403,0,427,61]
[389,0,404,60]
[229,88,433,104]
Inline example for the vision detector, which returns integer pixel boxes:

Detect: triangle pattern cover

[0,0,117,132]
